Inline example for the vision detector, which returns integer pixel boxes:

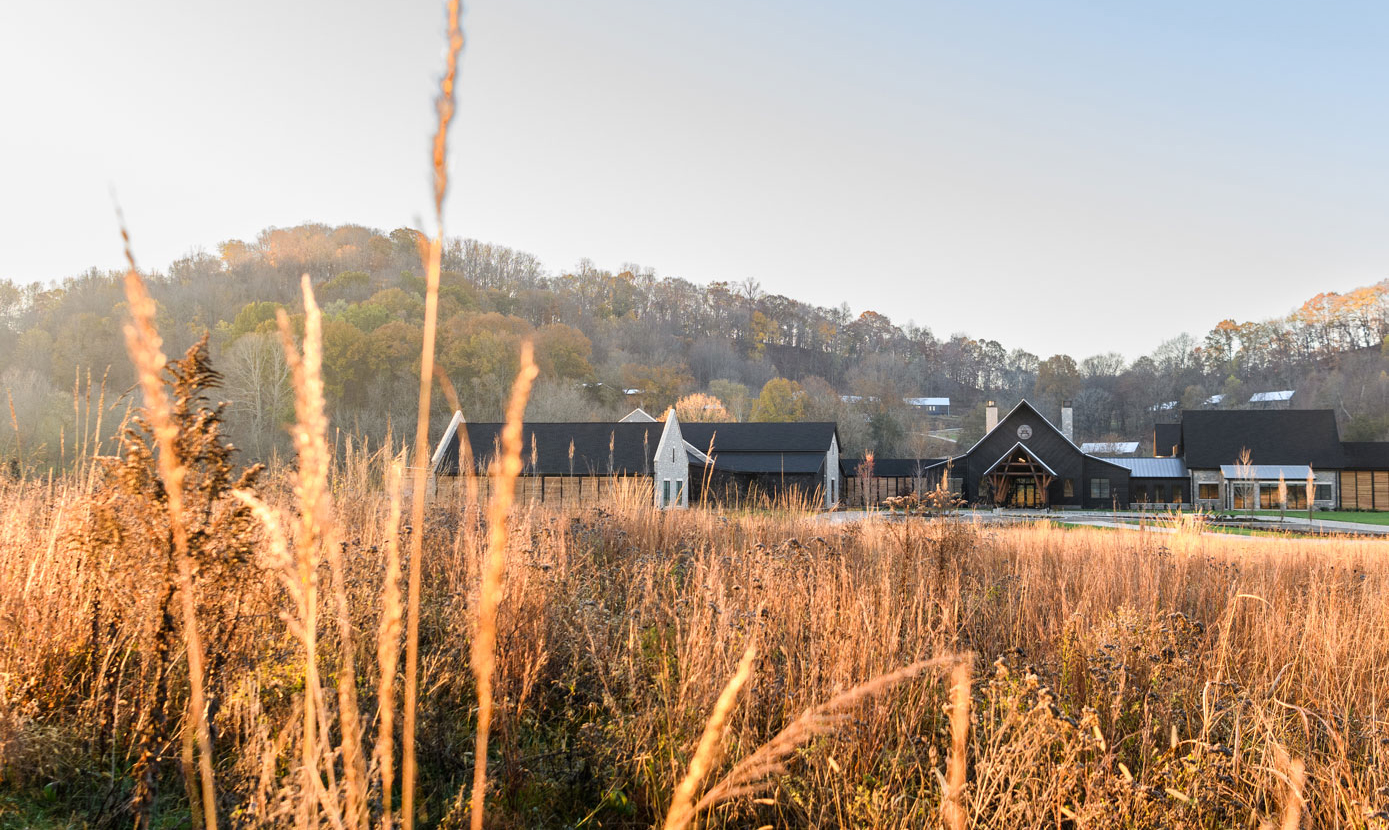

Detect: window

[1089,478,1110,499]
[1286,489,1307,510]
[1170,484,1184,504]
[1259,484,1282,508]
[1063,479,1074,498]
[663,479,671,506]
[1134,485,1148,504]
[675,480,684,505]
[1199,483,1219,500]
[1315,484,1332,503]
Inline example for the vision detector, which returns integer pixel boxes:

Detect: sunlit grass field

[2,449,1388,827]
[4,6,1386,827]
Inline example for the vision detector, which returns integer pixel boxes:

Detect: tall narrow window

[675,480,684,505]
[663,479,671,506]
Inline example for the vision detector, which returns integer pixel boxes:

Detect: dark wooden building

[949,400,1130,508]
[682,422,840,507]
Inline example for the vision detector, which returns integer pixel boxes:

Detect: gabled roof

[985,442,1058,477]
[1179,410,1345,468]
[433,421,661,476]
[970,399,1085,456]
[680,422,838,454]
[620,408,658,422]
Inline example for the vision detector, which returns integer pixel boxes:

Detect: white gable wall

[826,433,840,507]
[653,410,690,508]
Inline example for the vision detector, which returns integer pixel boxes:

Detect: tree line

[3,221,1388,469]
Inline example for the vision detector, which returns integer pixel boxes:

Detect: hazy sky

[4,1,1389,358]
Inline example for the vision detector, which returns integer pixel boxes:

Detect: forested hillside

[3,221,1388,468]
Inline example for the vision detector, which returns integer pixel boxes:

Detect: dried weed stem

[468,344,539,830]
[119,221,219,830]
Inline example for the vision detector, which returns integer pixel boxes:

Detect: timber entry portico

[984,442,1056,507]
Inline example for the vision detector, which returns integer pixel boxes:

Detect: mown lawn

[1240,509,1389,526]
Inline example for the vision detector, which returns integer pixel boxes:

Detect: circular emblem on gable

[1017,424,1033,440]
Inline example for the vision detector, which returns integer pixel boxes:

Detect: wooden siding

[434,475,654,508]
[1340,470,1389,511]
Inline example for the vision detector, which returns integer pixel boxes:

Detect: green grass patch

[1233,510,1389,526]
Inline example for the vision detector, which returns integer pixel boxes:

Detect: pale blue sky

[3,1,1388,357]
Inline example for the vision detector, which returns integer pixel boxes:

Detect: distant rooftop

[1081,441,1139,454]
[1249,390,1294,403]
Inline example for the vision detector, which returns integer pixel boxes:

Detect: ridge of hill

[2,222,1387,465]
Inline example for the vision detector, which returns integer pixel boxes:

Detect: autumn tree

[752,378,806,422]
[675,393,733,422]
[708,379,751,421]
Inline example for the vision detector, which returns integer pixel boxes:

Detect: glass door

[1010,478,1038,508]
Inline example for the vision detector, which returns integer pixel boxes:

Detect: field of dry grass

[4,6,1387,828]
[3,445,1389,827]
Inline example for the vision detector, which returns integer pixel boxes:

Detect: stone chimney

[1061,400,1074,442]
[985,400,998,435]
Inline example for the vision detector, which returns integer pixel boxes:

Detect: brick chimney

[985,400,998,435]
[1061,400,1074,442]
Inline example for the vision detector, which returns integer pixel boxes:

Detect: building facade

[431,409,840,510]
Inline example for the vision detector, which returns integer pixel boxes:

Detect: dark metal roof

[1342,442,1389,470]
[1179,410,1345,469]
[680,422,838,454]
[706,452,826,475]
[434,421,661,476]
[840,458,949,477]
[1098,457,1188,478]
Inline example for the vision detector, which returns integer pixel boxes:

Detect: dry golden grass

[403,3,465,824]
[6,5,1388,829]
[119,220,218,830]
[5,456,1389,828]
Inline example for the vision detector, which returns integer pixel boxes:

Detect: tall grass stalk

[942,661,971,830]
[469,344,539,830]
[692,655,969,816]
[662,643,758,830]
[277,276,367,828]
[375,452,408,829]
[402,4,465,826]
[118,221,218,830]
